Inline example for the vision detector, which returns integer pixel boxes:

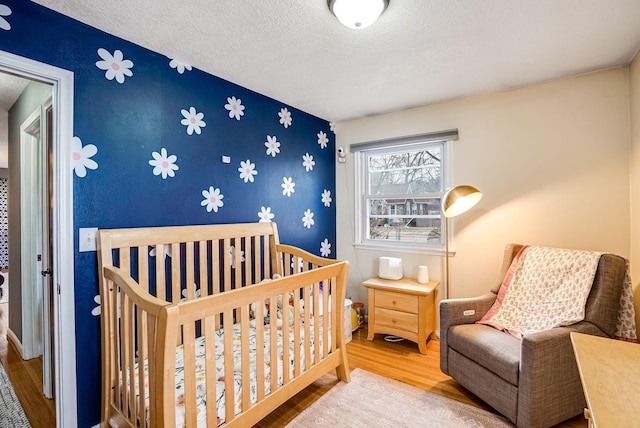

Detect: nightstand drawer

[375,307,419,333]
[376,290,418,313]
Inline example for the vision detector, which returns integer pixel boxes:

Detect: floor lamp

[441,185,483,300]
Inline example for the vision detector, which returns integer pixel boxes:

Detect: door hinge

[41,268,52,277]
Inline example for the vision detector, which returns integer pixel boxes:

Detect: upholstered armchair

[439,243,626,428]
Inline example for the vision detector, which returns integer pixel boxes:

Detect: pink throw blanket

[478,245,637,342]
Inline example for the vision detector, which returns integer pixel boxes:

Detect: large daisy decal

[95,48,134,83]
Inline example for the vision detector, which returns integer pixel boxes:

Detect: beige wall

[630,52,640,334]
[336,68,631,311]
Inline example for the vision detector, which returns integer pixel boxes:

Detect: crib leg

[335,348,351,383]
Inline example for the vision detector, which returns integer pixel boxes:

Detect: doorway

[19,98,54,398]
[0,50,77,427]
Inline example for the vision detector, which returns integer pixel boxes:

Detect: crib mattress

[133,321,328,427]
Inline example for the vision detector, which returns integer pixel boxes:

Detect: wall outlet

[79,227,98,252]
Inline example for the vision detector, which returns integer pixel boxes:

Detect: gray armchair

[439,243,626,428]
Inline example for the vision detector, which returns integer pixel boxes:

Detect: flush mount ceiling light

[328,0,389,29]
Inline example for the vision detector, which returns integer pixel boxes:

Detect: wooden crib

[97,222,350,427]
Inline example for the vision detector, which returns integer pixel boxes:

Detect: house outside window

[352,130,456,253]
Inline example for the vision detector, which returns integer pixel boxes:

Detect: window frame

[353,136,452,254]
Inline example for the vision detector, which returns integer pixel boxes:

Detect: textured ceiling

[23,0,640,122]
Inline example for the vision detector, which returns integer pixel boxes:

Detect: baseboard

[6,328,23,358]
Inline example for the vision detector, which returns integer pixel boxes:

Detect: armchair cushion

[448,324,520,385]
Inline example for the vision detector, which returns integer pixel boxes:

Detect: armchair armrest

[518,321,607,427]
[439,292,496,375]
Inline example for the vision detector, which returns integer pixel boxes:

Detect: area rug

[285,369,514,428]
[0,362,31,427]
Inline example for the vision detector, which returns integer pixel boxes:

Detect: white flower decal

[265,135,281,157]
[302,153,315,172]
[258,206,275,223]
[281,177,295,197]
[302,209,314,229]
[230,246,245,269]
[168,57,192,74]
[321,189,332,207]
[71,136,98,178]
[201,186,224,213]
[329,122,336,133]
[278,107,292,128]
[225,96,245,120]
[95,48,134,84]
[0,4,12,31]
[91,295,101,316]
[320,239,331,258]
[317,131,329,149]
[149,244,172,258]
[181,107,206,135]
[149,148,179,179]
[238,159,257,183]
[181,285,200,302]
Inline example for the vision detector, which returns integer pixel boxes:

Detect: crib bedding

[133,320,330,427]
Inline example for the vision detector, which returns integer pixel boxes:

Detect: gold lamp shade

[442,185,483,218]
[441,184,482,299]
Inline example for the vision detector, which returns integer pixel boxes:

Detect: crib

[97,222,350,427]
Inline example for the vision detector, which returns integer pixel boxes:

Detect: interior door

[39,103,54,399]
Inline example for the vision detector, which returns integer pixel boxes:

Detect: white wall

[336,68,631,310]
[629,52,640,333]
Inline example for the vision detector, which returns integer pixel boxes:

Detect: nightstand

[362,277,439,354]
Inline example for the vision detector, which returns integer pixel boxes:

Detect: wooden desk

[362,277,439,354]
[570,332,640,428]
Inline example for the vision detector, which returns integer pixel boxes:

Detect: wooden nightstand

[362,277,439,354]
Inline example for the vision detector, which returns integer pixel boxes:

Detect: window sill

[352,241,455,256]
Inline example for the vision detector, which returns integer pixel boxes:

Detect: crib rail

[98,223,350,428]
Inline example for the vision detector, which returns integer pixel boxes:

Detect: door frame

[0,50,77,427]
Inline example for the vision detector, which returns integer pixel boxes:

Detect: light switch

[79,227,98,252]
[222,155,231,164]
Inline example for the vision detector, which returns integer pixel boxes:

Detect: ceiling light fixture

[328,0,389,30]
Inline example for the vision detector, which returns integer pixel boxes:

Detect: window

[352,130,456,252]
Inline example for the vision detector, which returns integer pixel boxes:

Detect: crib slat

[182,322,197,428]
[138,245,149,294]
[170,243,180,303]
[313,284,321,363]
[199,241,208,297]
[282,295,291,385]
[146,312,157,428]
[120,293,131,423]
[223,308,235,424]
[112,282,122,413]
[234,238,242,289]
[269,296,278,394]
[255,302,265,402]
[223,239,231,293]
[185,241,195,301]
[240,306,251,412]
[203,316,217,428]
[322,285,329,358]
[303,285,312,371]
[136,306,148,428]
[293,291,301,378]
[155,245,165,301]
[244,237,252,287]
[127,296,137,424]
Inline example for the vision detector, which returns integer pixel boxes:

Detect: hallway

[0,302,55,427]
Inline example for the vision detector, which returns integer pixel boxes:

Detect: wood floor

[256,327,587,427]
[0,304,585,427]
[0,302,56,428]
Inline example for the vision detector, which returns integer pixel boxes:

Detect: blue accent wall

[0,2,336,426]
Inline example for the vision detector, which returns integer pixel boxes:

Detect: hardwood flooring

[0,302,56,428]
[0,303,585,427]
[256,326,587,427]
